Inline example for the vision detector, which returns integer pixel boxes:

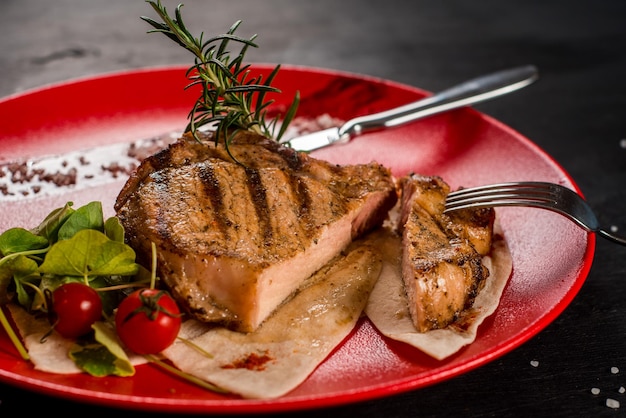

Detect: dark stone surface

[1,1,625,416]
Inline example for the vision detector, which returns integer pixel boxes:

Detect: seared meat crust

[398,174,495,332]
[115,131,397,332]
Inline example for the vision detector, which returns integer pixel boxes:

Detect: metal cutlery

[445,181,626,245]
[284,64,538,152]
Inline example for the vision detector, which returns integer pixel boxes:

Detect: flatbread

[161,240,382,399]
[7,304,84,374]
[364,225,512,360]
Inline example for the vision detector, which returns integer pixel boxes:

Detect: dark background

[1,0,625,416]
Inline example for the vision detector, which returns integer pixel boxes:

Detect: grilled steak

[115,131,397,332]
[397,174,494,332]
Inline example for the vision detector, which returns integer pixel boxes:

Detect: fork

[444,181,626,245]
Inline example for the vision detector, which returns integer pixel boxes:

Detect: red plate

[0,65,594,413]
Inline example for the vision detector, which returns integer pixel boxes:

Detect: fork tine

[445,182,558,210]
[444,182,599,231]
[444,195,558,212]
[446,181,554,202]
[444,182,589,230]
[444,181,626,246]
[444,196,560,213]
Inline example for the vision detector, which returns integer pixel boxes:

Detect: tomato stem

[144,354,228,394]
[94,280,152,292]
[0,306,30,361]
[177,336,214,359]
[150,241,157,290]
[21,281,48,311]
[122,290,182,323]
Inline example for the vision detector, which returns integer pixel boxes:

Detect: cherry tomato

[51,282,103,338]
[115,288,182,355]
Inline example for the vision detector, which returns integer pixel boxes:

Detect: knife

[1,65,538,200]
[283,64,539,152]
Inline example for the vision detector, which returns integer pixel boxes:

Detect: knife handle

[337,65,539,139]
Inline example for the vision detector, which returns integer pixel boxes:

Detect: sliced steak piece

[115,131,397,332]
[397,174,495,332]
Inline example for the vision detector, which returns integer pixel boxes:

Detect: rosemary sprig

[142,0,299,155]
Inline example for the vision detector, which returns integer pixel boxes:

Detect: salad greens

[0,201,145,312]
[69,322,135,377]
[0,201,150,374]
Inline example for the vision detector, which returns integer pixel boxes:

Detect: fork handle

[597,229,626,246]
[338,65,539,138]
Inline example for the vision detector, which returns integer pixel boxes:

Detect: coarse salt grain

[591,387,601,395]
[619,387,625,394]
[606,398,620,409]
[620,138,626,149]
[611,367,620,374]
[530,360,539,367]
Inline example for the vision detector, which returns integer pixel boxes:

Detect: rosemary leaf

[142,0,299,155]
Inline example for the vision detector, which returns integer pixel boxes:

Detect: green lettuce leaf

[104,216,125,243]
[68,322,135,377]
[0,228,49,256]
[30,202,75,242]
[57,201,104,240]
[38,229,139,280]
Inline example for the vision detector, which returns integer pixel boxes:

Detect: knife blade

[283,64,538,152]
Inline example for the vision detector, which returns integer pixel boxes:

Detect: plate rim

[0,64,595,413]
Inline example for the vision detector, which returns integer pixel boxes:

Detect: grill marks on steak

[115,131,397,332]
[398,174,495,332]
